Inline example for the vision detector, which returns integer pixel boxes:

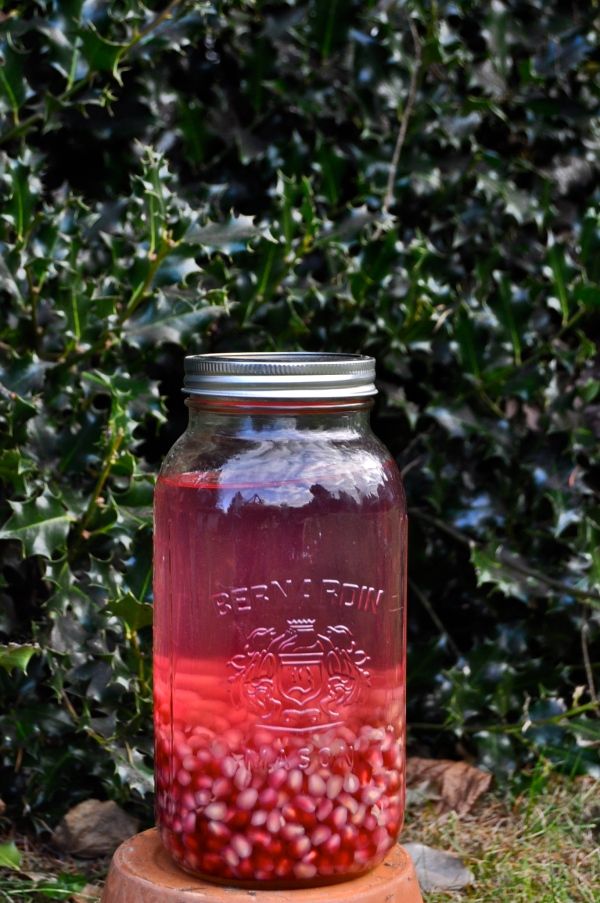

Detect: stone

[53,799,139,859]
[403,842,474,893]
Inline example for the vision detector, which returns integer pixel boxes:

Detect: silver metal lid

[183,352,377,399]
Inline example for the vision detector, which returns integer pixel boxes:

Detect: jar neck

[185,396,373,436]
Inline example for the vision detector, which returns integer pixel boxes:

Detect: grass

[0,776,598,901]
[403,775,600,902]
[0,841,107,902]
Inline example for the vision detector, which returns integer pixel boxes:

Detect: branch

[409,579,462,660]
[580,614,599,707]
[411,508,600,608]
[409,701,599,736]
[0,0,185,147]
[376,19,422,234]
[118,0,183,58]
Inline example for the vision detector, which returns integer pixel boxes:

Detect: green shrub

[0,0,598,826]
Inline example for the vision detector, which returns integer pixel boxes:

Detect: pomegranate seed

[294,862,317,879]
[229,809,251,830]
[231,835,252,858]
[311,825,331,846]
[287,769,303,793]
[308,774,326,797]
[324,833,341,854]
[156,712,404,883]
[248,828,270,847]
[182,755,200,772]
[362,786,383,806]
[221,756,238,778]
[290,836,311,858]
[316,798,334,821]
[194,789,211,807]
[205,802,227,821]
[207,821,231,841]
[212,777,231,798]
[237,859,254,878]
[236,788,258,810]
[275,858,293,877]
[182,812,196,833]
[343,773,360,794]
[326,775,343,799]
[223,847,239,869]
[259,787,278,809]
[181,791,196,810]
[281,823,305,840]
[351,804,367,825]
[339,792,359,814]
[331,805,348,828]
[233,766,251,790]
[295,794,316,814]
[340,824,358,845]
[266,810,283,833]
[268,768,287,790]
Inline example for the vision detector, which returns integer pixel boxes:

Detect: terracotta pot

[101,829,423,903]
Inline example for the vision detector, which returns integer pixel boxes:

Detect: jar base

[101,828,423,902]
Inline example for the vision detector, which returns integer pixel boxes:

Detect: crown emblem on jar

[228,619,371,730]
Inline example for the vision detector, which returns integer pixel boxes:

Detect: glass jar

[153,353,407,887]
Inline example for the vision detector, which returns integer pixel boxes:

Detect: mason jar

[153,352,407,887]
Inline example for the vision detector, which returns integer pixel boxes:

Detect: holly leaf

[0,491,74,558]
[79,24,126,74]
[111,744,154,796]
[471,544,532,601]
[123,293,228,348]
[185,214,276,250]
[107,593,153,631]
[0,842,22,870]
[0,643,38,674]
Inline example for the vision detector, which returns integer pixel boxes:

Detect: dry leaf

[406,757,492,815]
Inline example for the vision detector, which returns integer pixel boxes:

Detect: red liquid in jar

[154,466,406,886]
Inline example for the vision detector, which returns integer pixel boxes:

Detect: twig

[400,455,425,479]
[409,579,462,659]
[118,0,183,58]
[374,19,422,237]
[409,701,598,735]
[118,236,174,324]
[580,613,599,706]
[411,508,600,608]
[0,0,184,147]
[412,508,472,547]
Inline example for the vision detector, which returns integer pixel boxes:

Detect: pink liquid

[154,466,406,886]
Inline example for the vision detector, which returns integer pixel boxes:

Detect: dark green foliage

[0,0,598,827]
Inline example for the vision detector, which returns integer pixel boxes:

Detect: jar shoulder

[159,426,405,512]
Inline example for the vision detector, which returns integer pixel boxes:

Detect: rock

[404,842,474,892]
[53,799,139,858]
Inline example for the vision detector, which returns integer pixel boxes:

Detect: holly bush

[0,0,599,828]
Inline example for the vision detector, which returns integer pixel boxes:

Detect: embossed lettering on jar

[153,353,407,888]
